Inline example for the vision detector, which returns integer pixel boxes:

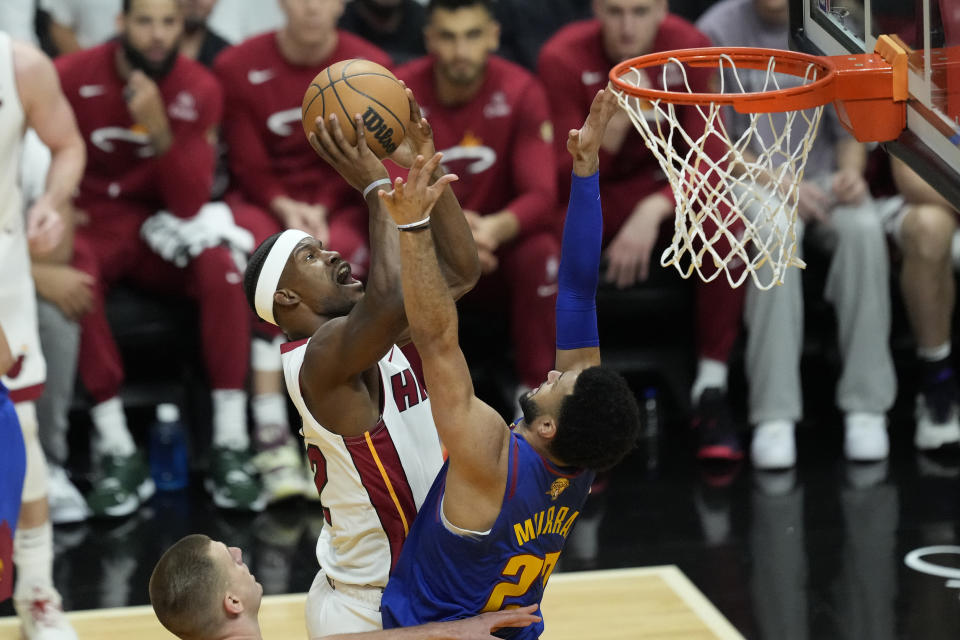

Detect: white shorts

[0,207,45,401]
[305,569,383,640]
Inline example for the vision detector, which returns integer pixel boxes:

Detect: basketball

[301,59,410,158]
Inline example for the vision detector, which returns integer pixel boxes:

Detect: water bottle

[643,387,659,474]
[149,403,189,491]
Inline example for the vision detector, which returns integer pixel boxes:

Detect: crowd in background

[0,0,956,558]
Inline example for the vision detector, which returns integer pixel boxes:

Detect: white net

[612,54,827,289]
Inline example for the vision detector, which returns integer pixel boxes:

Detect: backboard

[790,0,960,202]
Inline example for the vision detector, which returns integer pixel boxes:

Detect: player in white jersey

[0,30,86,640]
[243,99,480,637]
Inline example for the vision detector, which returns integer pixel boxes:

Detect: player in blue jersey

[0,325,27,603]
[377,88,642,638]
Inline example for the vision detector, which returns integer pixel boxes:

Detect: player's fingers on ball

[353,113,369,153]
[315,122,341,160]
[307,132,327,158]
[328,113,352,151]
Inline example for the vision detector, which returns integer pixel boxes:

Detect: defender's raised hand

[379,153,457,227]
[568,88,620,177]
[308,112,388,194]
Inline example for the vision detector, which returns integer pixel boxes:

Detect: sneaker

[915,367,960,449]
[206,447,266,512]
[692,388,743,461]
[46,466,89,525]
[750,420,796,469]
[86,452,155,518]
[844,412,889,461]
[14,586,78,640]
[253,440,308,505]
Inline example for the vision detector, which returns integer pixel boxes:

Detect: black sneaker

[692,388,744,461]
[920,361,959,423]
[915,361,960,450]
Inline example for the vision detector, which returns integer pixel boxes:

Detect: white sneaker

[844,412,889,461]
[46,466,89,525]
[14,586,78,640]
[750,420,796,469]
[914,393,960,450]
[253,440,308,505]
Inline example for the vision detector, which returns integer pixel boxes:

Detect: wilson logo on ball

[362,107,397,154]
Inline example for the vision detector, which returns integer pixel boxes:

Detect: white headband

[254,230,310,326]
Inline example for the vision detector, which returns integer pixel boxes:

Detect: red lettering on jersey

[306,444,331,525]
[391,369,421,412]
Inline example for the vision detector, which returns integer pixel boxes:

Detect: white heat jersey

[281,340,443,588]
[0,31,44,403]
[0,31,25,231]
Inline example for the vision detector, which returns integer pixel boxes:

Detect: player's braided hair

[552,367,642,471]
[427,0,496,17]
[243,232,284,315]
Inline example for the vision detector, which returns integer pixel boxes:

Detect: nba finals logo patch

[0,520,12,601]
[546,478,570,501]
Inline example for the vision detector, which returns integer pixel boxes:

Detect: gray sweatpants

[743,187,896,425]
[35,297,79,467]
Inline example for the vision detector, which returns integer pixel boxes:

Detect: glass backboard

[790,0,960,202]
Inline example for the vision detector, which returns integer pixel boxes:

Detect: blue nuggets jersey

[0,382,26,602]
[381,430,595,638]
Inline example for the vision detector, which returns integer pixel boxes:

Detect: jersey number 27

[482,551,561,612]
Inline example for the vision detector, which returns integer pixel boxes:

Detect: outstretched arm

[322,605,540,640]
[554,89,619,373]
[380,155,511,532]
[391,84,480,297]
[301,114,408,389]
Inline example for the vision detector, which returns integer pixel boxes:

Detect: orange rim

[609,46,838,113]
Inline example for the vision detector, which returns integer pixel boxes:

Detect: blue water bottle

[149,403,189,490]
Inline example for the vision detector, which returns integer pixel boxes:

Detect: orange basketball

[301,59,410,158]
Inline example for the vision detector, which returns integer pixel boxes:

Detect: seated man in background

[40,0,121,54]
[59,0,261,515]
[538,0,747,459]
[178,0,231,68]
[396,0,559,408]
[214,0,393,502]
[698,0,895,468]
[887,157,960,450]
[379,89,641,637]
[338,0,426,64]
[149,534,540,640]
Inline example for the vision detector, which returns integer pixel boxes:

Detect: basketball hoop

[609,36,908,289]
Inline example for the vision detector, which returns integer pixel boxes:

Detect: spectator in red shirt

[213,0,393,503]
[539,0,747,459]
[396,0,559,403]
[59,0,262,516]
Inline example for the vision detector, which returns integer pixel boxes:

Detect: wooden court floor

[0,566,744,639]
